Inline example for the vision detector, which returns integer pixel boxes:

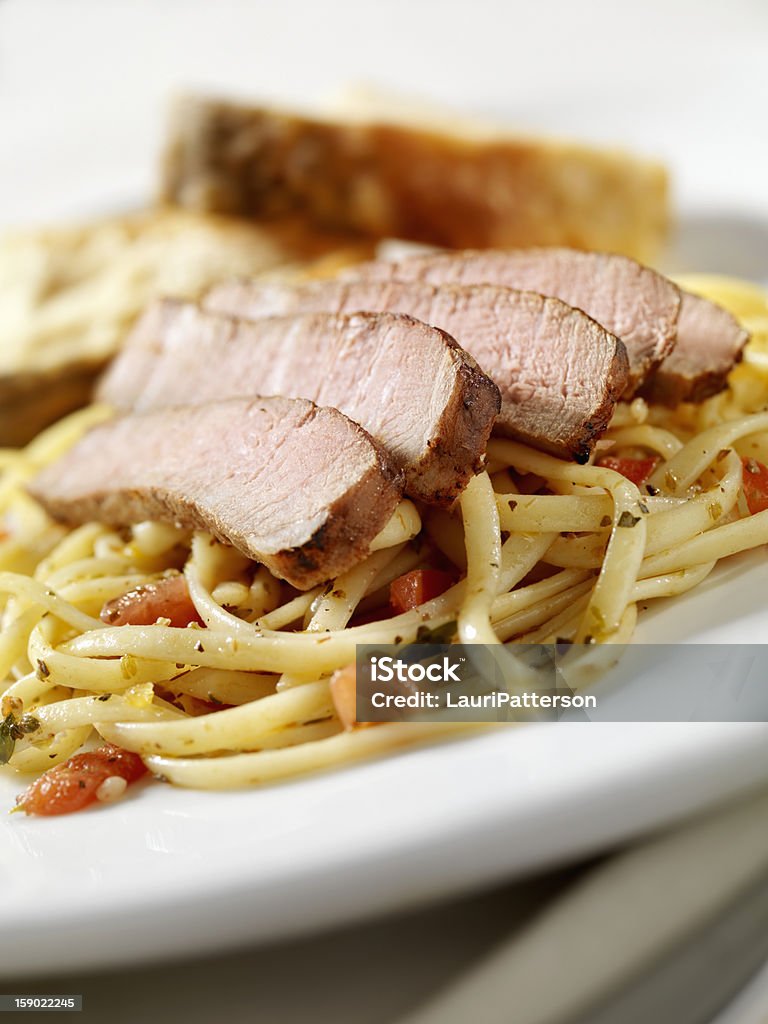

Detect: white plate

[2,0,768,985]
[3,548,768,979]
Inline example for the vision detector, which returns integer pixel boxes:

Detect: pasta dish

[1,260,766,814]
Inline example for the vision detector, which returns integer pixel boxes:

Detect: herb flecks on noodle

[1,277,767,794]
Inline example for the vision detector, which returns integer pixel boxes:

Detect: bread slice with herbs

[160,93,669,263]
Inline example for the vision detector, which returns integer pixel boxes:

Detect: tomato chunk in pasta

[15,745,147,816]
[100,575,204,628]
[742,458,768,515]
[596,455,659,487]
[390,569,454,614]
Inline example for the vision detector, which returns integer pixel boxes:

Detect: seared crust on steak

[639,291,749,406]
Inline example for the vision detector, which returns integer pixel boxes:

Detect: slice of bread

[0,209,371,445]
[160,94,669,264]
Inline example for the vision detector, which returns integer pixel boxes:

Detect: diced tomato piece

[742,458,768,515]
[597,455,659,487]
[389,569,454,615]
[17,770,106,816]
[16,744,147,816]
[330,664,359,731]
[100,575,204,628]
[64,746,147,785]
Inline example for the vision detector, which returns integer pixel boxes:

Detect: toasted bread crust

[161,96,669,263]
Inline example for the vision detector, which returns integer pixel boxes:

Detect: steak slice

[98,303,500,507]
[339,247,681,397]
[29,396,402,590]
[97,299,177,411]
[639,291,749,405]
[204,279,629,463]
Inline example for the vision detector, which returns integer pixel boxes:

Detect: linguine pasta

[1,276,767,793]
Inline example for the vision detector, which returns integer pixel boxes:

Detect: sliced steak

[29,396,402,590]
[204,279,629,463]
[98,303,500,506]
[336,248,681,397]
[97,299,177,411]
[639,291,749,405]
